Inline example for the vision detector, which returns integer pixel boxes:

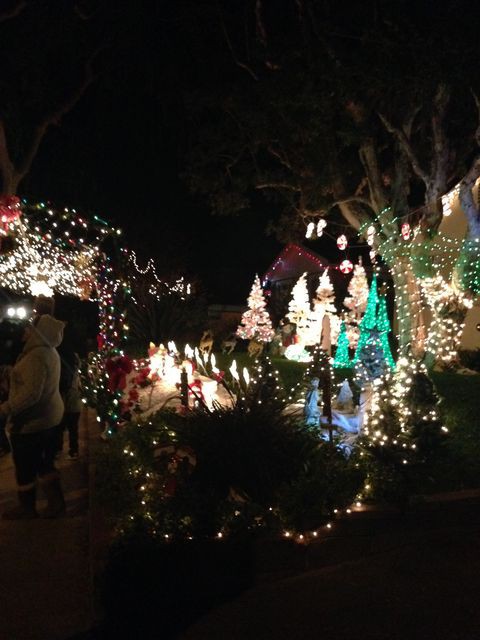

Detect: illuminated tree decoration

[287,272,311,344]
[421,275,473,366]
[0,195,21,235]
[241,353,285,409]
[337,234,348,250]
[0,219,98,298]
[360,357,447,503]
[376,294,396,369]
[333,321,351,368]
[305,221,315,239]
[352,275,395,373]
[307,267,340,347]
[352,274,379,361]
[455,238,480,296]
[343,258,369,348]
[0,199,131,436]
[236,274,274,343]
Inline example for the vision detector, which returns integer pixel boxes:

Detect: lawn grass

[214,352,480,492]
[214,351,308,394]
[429,372,480,491]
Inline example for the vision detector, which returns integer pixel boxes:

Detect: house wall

[439,187,480,351]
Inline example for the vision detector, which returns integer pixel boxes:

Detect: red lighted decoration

[339,259,353,274]
[105,355,134,392]
[337,234,348,250]
[401,222,411,240]
[0,195,21,234]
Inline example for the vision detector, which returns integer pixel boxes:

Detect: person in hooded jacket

[0,314,66,519]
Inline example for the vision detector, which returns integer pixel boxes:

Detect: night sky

[9,1,460,305]
[14,3,285,305]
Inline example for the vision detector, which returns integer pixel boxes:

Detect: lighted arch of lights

[0,197,132,432]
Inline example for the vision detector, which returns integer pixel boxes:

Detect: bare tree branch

[354,176,368,197]
[330,196,375,212]
[459,91,480,238]
[14,44,106,185]
[0,0,27,23]
[459,156,480,237]
[359,138,388,212]
[255,0,267,47]
[267,144,293,171]
[472,89,480,147]
[256,182,301,191]
[74,2,101,21]
[378,112,430,186]
[430,83,450,194]
[218,9,259,81]
[336,202,366,232]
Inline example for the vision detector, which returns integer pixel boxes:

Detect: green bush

[96,399,365,540]
[277,440,364,531]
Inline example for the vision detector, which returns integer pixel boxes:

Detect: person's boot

[2,485,38,519]
[40,473,66,518]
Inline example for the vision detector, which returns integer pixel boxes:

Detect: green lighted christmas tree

[376,294,395,369]
[352,275,379,363]
[333,321,351,368]
[352,275,395,376]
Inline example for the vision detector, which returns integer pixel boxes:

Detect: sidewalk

[0,408,95,640]
[181,495,480,640]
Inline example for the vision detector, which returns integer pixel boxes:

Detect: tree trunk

[390,257,426,357]
[1,171,21,195]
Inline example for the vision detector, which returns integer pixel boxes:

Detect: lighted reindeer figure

[221,333,237,355]
[199,330,214,357]
[247,338,264,359]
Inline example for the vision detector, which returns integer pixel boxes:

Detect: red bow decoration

[105,355,134,392]
[134,366,151,386]
[188,379,205,403]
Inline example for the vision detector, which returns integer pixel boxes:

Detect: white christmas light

[317,219,327,236]
[367,225,376,246]
[305,222,315,238]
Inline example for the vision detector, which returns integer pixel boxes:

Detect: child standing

[57,350,82,459]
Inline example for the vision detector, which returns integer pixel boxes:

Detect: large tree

[0,1,112,195]
[182,0,480,360]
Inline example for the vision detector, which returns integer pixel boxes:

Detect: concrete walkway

[181,496,480,640]
[0,409,95,640]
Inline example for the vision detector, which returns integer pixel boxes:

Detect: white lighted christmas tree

[307,268,339,347]
[287,272,311,344]
[236,274,274,342]
[343,258,369,348]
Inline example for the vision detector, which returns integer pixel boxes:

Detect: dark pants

[10,427,58,487]
[56,412,80,456]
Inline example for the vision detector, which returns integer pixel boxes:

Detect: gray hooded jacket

[5,315,65,434]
